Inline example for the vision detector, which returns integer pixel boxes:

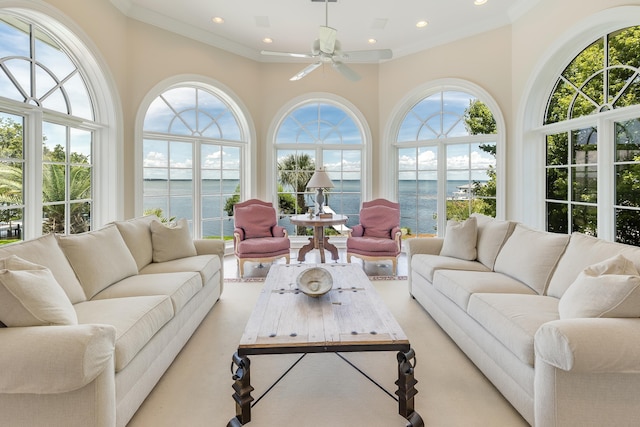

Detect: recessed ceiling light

[416,20,428,28]
[263,37,273,44]
[368,38,377,44]
[474,0,488,5]
[212,16,224,24]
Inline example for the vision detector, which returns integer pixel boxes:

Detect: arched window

[273,98,367,236]
[394,87,500,237]
[0,9,114,240]
[141,83,249,239]
[543,25,640,245]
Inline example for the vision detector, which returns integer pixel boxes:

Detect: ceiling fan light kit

[261,0,392,82]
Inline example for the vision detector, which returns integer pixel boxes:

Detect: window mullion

[598,117,614,240]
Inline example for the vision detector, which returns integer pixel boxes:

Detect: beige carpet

[127,280,528,427]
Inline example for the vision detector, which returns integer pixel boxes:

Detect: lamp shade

[306,169,334,189]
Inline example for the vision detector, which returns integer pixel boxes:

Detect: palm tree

[277,153,315,214]
[277,153,315,235]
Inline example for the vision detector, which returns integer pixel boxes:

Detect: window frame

[135,76,255,241]
[386,79,506,237]
[0,3,121,239]
[519,7,640,241]
[268,93,372,240]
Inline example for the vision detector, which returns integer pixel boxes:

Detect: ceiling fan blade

[261,50,314,59]
[319,26,337,54]
[332,61,361,81]
[340,49,393,62]
[290,62,322,81]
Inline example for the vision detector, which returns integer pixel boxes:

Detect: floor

[224,248,409,280]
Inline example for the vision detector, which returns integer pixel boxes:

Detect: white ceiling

[110,0,539,62]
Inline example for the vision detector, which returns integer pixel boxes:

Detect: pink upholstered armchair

[346,198,402,275]
[233,199,290,277]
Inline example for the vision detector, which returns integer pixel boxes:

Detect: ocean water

[143,179,474,237]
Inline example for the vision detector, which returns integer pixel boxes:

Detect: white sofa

[406,214,640,427]
[0,215,225,427]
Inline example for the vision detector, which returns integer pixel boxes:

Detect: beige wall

[30,0,638,220]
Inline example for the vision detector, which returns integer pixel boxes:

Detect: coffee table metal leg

[395,348,424,427]
[228,352,254,426]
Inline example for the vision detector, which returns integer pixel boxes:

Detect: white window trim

[134,75,255,240]
[384,78,507,234]
[516,5,640,231]
[0,1,123,237]
[267,92,373,203]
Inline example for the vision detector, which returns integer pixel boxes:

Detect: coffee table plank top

[238,264,409,354]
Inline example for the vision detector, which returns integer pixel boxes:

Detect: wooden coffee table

[227,264,423,427]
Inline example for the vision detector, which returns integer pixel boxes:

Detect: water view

[143,179,483,238]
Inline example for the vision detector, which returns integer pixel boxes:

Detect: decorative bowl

[296,267,333,297]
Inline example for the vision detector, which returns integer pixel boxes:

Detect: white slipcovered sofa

[406,213,640,426]
[0,215,225,427]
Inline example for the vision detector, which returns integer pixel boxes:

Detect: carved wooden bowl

[296,267,333,297]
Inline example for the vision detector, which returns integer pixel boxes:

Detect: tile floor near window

[223,249,409,280]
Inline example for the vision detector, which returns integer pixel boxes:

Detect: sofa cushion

[440,216,477,261]
[0,233,87,303]
[237,204,275,239]
[74,295,174,372]
[559,255,640,319]
[150,218,198,263]
[433,270,537,311]
[471,213,516,270]
[411,254,490,283]
[361,205,398,238]
[92,271,202,313]
[0,255,77,327]
[114,214,158,270]
[140,254,220,289]
[547,232,640,299]
[494,224,570,295]
[57,225,139,299]
[467,293,559,366]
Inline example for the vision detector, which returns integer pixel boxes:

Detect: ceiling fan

[260,0,393,82]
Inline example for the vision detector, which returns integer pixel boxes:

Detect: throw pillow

[0,255,77,327]
[471,213,515,270]
[114,214,158,270]
[559,254,640,319]
[57,225,139,299]
[150,218,197,263]
[440,216,477,261]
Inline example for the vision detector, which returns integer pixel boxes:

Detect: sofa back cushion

[235,204,276,239]
[361,205,399,239]
[57,225,138,299]
[471,213,516,270]
[494,224,570,295]
[547,232,640,298]
[0,234,86,303]
[114,214,157,270]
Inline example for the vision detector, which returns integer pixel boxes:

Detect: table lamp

[306,168,334,215]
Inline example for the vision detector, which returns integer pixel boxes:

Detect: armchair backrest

[359,199,400,239]
[234,199,277,239]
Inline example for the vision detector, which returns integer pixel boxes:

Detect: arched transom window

[543,25,640,245]
[274,100,365,236]
[395,89,498,237]
[142,85,246,239]
[0,12,96,239]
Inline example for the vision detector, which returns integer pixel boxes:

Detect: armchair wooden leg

[238,259,245,278]
[346,253,352,264]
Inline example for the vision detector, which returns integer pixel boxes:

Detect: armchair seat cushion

[236,237,291,258]
[347,236,399,254]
